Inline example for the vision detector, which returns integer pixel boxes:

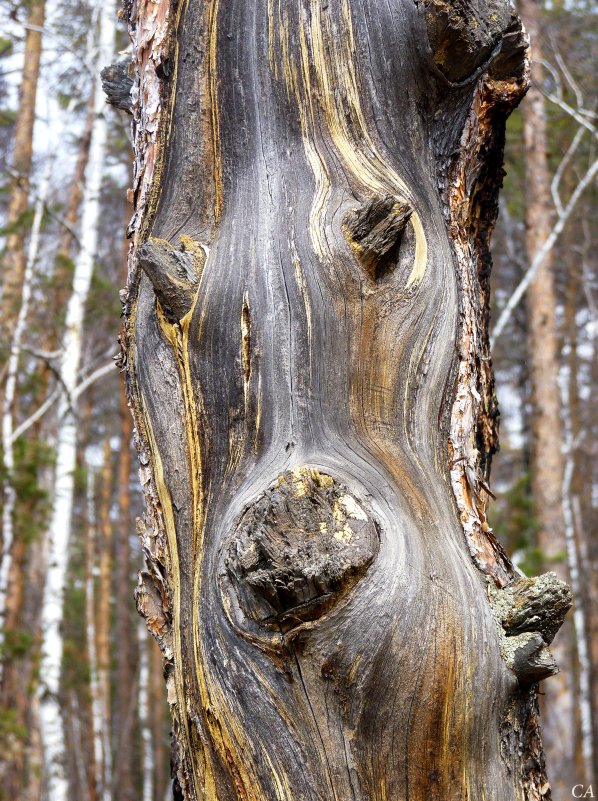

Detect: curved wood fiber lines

[150,0,222,243]
[124,0,559,799]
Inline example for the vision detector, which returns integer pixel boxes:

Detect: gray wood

[118,1,571,799]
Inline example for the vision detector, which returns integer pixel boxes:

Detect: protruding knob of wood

[137,238,201,323]
[343,195,412,282]
[493,572,572,645]
[492,572,572,685]
[502,632,559,684]
[421,0,512,83]
[101,62,134,114]
[226,467,380,631]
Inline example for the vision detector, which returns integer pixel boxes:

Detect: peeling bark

[121,1,571,799]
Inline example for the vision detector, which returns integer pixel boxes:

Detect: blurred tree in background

[0,0,596,798]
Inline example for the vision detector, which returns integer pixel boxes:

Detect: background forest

[0,0,596,799]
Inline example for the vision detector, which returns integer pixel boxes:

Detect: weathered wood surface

[119,1,570,799]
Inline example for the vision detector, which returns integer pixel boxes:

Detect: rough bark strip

[446,11,529,587]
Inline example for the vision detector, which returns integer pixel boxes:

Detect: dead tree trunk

[120,2,572,799]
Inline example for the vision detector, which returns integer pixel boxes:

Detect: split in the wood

[101,62,134,114]
[226,467,379,632]
[241,294,251,385]
[491,572,572,685]
[343,194,412,281]
[137,237,203,323]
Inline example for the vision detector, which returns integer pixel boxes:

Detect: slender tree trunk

[46,91,96,341]
[0,158,51,640]
[122,2,572,799]
[38,2,116,796]
[113,194,137,801]
[138,622,154,801]
[518,0,573,792]
[0,164,51,801]
[149,637,167,801]
[85,459,101,801]
[561,252,595,781]
[0,0,45,351]
[519,0,567,574]
[97,439,114,801]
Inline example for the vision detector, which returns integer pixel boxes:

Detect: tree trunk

[97,439,114,801]
[122,2,572,799]
[114,381,136,801]
[149,636,167,801]
[518,0,573,792]
[85,459,101,801]
[562,244,595,781]
[138,622,154,801]
[114,185,137,801]
[0,0,45,351]
[519,0,567,582]
[0,158,50,640]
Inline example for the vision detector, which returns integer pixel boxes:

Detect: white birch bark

[0,156,51,648]
[138,622,154,801]
[38,1,116,796]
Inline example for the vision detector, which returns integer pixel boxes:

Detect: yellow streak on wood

[157,305,204,552]
[179,234,208,275]
[155,308,233,800]
[348,653,362,684]
[267,0,278,79]
[208,0,223,221]
[254,373,263,453]
[141,404,212,798]
[155,303,264,799]
[274,0,428,287]
[261,747,293,801]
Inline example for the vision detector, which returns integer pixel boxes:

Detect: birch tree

[137,621,154,801]
[0,0,46,644]
[38,1,117,796]
[119,1,573,799]
[0,155,51,640]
